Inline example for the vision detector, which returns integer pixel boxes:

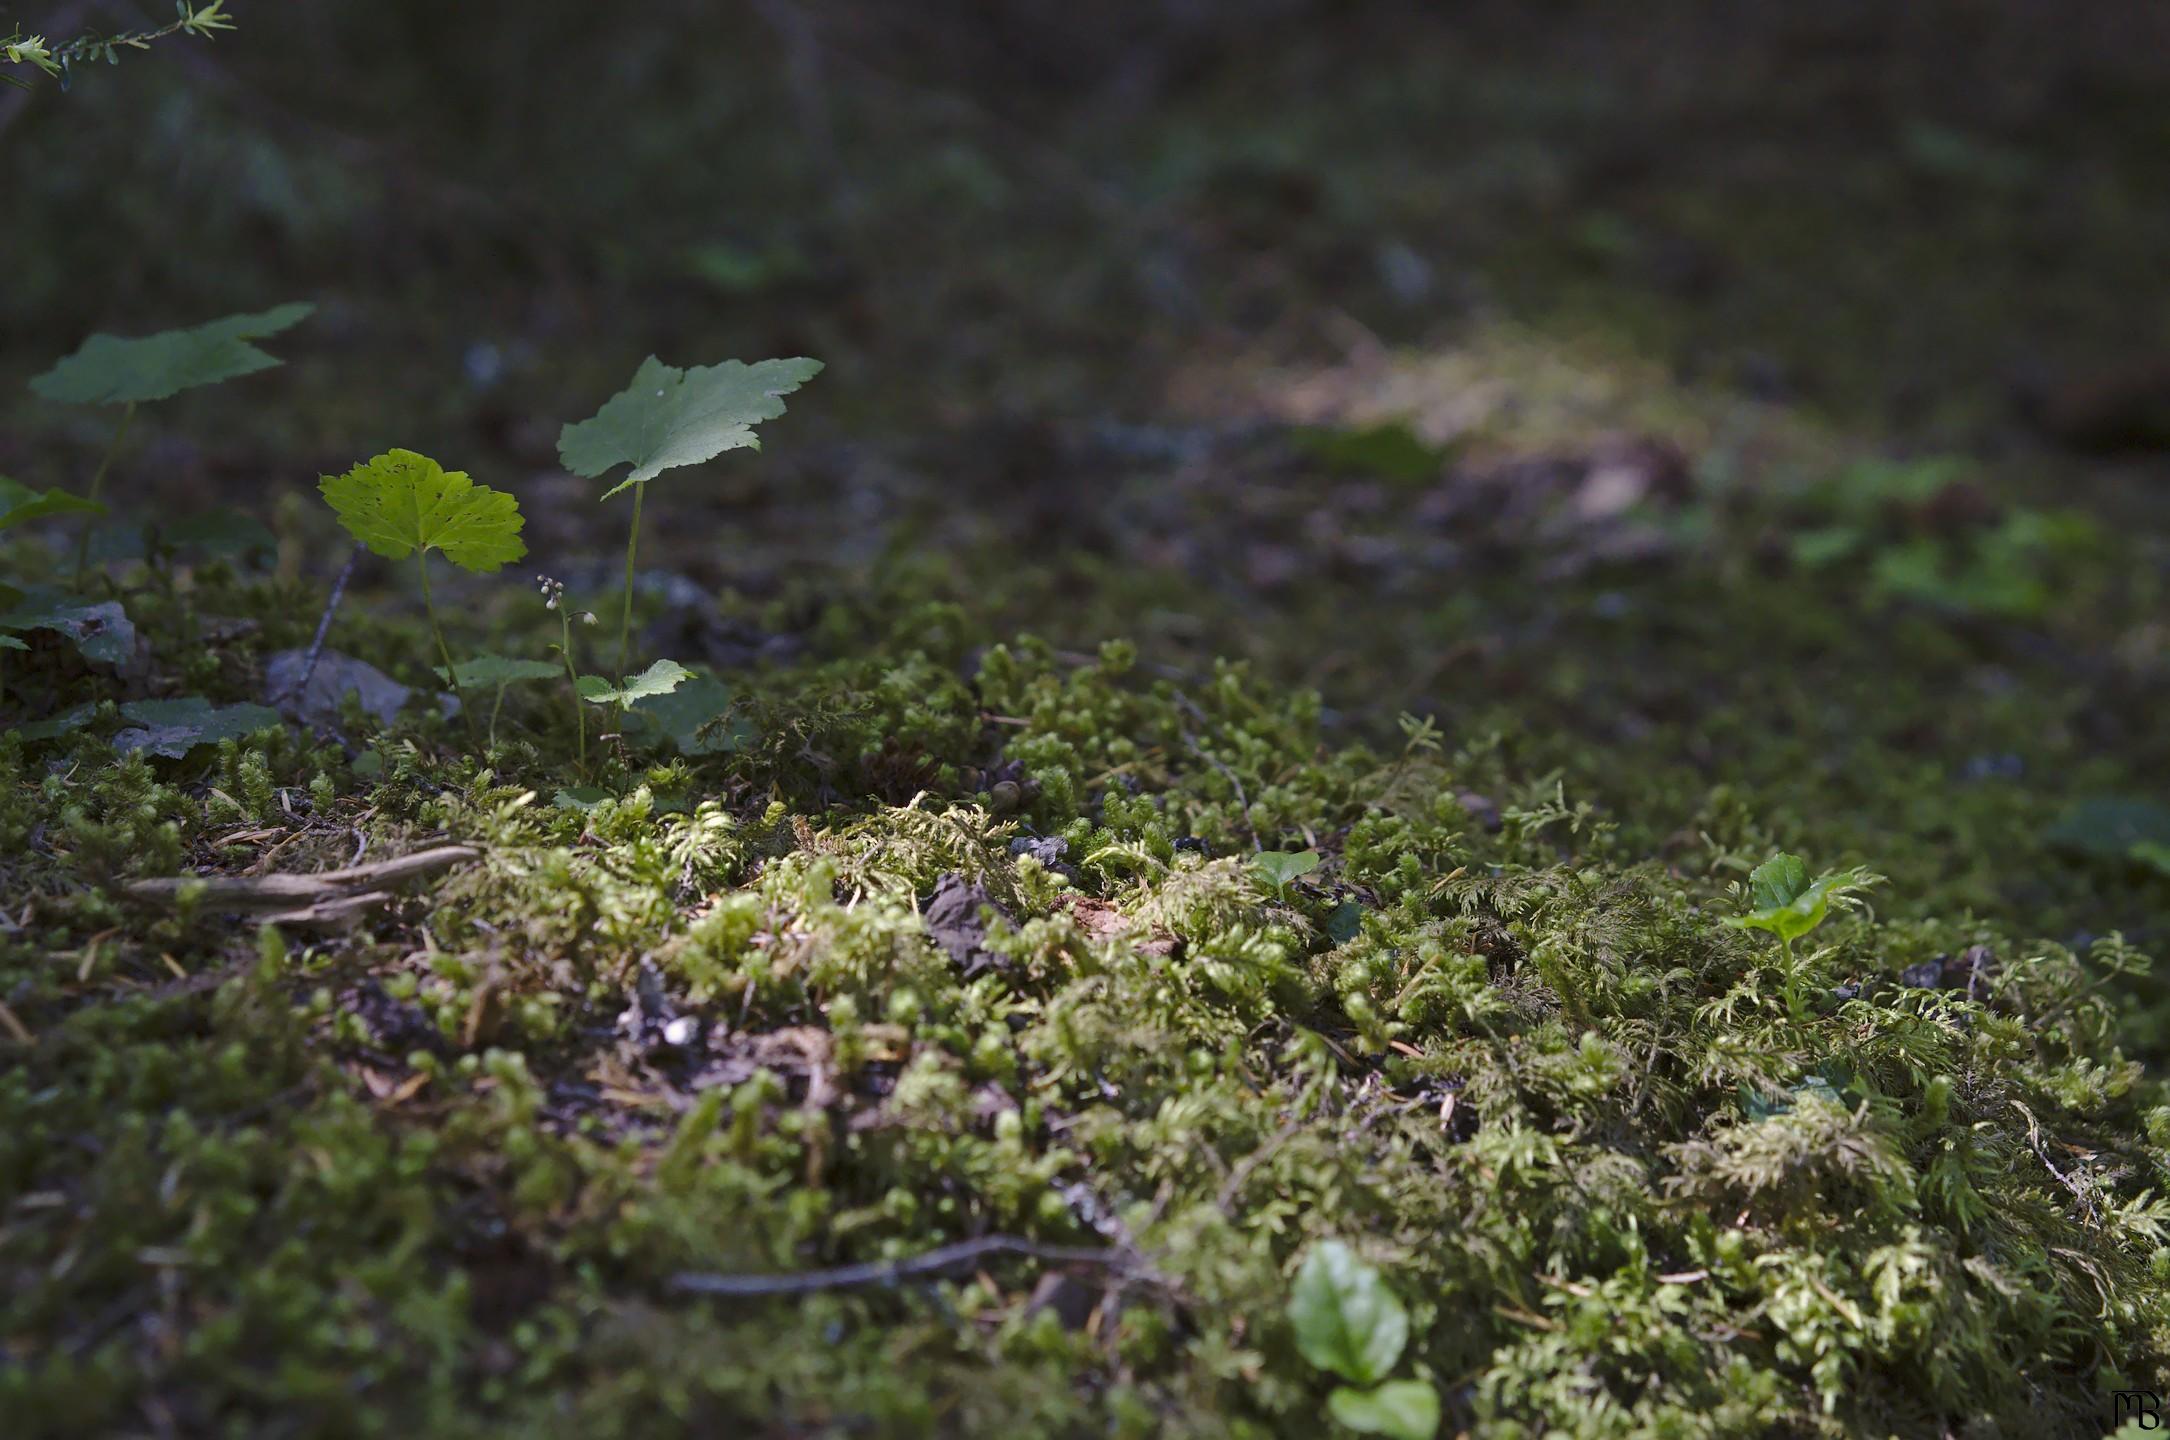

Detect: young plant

[556,354,821,679]
[318,450,526,739]
[577,658,690,720]
[1727,851,1881,1020]
[1251,848,1320,901]
[1287,1240,1440,1440]
[436,655,559,751]
[537,575,599,771]
[29,302,312,586]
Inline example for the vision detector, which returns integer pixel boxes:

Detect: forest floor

[3,4,2170,1436]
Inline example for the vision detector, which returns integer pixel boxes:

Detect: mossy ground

[6,4,2170,1437]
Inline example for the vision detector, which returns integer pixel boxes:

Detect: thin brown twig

[667,1235,1135,1299]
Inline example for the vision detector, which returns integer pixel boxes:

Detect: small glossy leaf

[1288,1239,1408,1386]
[0,591,135,664]
[0,635,26,652]
[319,450,526,574]
[578,658,691,709]
[436,654,559,689]
[30,302,313,405]
[1727,852,1875,947]
[554,786,613,811]
[1327,1381,1441,1440]
[0,476,104,533]
[558,355,822,499]
[1252,849,1320,895]
[113,698,283,758]
[1745,853,1810,910]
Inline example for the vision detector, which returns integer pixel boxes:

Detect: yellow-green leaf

[318,450,526,574]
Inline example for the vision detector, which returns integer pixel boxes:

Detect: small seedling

[436,654,558,750]
[557,354,821,679]
[1727,851,1880,1021]
[577,658,691,716]
[30,303,311,586]
[318,450,526,737]
[1251,848,1320,900]
[1725,852,1877,956]
[1287,1240,1440,1440]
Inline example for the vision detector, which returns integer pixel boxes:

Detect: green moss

[3,622,2166,1438]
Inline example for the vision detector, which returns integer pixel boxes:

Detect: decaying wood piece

[125,845,480,925]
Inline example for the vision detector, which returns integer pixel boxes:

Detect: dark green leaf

[558,355,822,498]
[0,476,104,533]
[114,698,282,758]
[29,303,313,405]
[436,654,560,689]
[624,672,746,754]
[0,591,135,664]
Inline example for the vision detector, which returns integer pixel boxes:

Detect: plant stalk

[416,552,476,745]
[74,399,135,589]
[616,482,643,682]
[558,604,587,775]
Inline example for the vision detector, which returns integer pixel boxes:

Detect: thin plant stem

[74,400,135,590]
[416,552,475,745]
[616,482,643,682]
[558,604,587,776]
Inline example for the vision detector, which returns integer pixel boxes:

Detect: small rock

[925,873,1014,976]
[1899,959,1945,990]
[1008,835,1069,867]
[266,647,444,729]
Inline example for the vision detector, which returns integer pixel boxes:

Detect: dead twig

[668,1235,1135,1299]
[124,844,480,916]
[280,542,364,703]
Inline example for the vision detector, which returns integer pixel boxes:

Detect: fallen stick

[667,1236,1132,1299]
[125,845,480,912]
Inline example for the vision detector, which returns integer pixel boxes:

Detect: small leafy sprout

[30,302,312,585]
[435,654,558,751]
[3,3,233,88]
[1725,852,1878,955]
[1288,1240,1440,1440]
[557,354,821,678]
[318,450,526,740]
[577,658,691,715]
[1251,848,1320,901]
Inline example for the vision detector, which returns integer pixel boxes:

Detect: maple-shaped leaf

[557,355,822,499]
[577,658,691,708]
[30,303,313,405]
[318,450,527,574]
